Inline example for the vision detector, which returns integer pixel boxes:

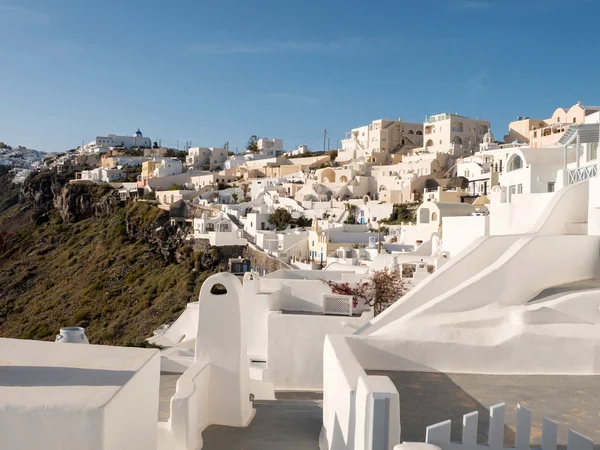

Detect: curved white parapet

[159,273,255,450]
[356,235,520,336]
[374,234,600,329]
[529,179,589,235]
[359,177,595,338]
[322,335,401,450]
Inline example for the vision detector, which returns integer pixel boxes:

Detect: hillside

[0,168,218,345]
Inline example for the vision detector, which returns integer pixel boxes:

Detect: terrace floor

[367,371,600,447]
[159,374,322,449]
[160,371,600,449]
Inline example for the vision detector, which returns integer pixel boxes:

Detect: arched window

[416,131,423,136]
[425,139,434,148]
[431,212,438,221]
[408,130,414,135]
[507,155,523,172]
[452,136,463,145]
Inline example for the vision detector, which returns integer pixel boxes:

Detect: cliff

[0,170,221,345]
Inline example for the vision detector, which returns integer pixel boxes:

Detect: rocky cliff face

[53,183,121,223]
[18,171,185,262]
[19,171,68,215]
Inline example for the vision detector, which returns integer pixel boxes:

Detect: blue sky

[1,0,599,153]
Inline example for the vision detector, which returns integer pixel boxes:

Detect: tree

[384,203,417,224]
[295,216,312,228]
[344,203,357,224]
[246,135,259,153]
[241,183,250,200]
[269,208,292,230]
[231,193,238,203]
[321,268,405,316]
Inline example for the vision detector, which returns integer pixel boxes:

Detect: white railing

[425,402,594,450]
[568,164,597,185]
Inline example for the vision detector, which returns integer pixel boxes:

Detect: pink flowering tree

[321,268,405,316]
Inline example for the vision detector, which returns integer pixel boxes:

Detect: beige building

[339,118,423,162]
[504,101,600,148]
[423,113,490,157]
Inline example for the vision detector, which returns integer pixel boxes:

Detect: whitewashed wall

[266,314,367,390]
[442,216,490,258]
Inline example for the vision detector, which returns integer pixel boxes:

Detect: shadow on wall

[0,367,136,387]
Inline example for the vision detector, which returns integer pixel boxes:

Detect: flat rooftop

[0,338,157,409]
[368,371,600,446]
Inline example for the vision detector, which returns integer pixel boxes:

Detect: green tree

[344,203,357,224]
[384,203,417,224]
[231,193,238,203]
[246,135,259,153]
[269,208,292,230]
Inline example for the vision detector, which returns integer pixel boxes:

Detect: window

[547,182,555,193]
[431,212,438,221]
[507,155,523,172]
[573,118,577,123]
[517,184,523,194]
[557,117,560,122]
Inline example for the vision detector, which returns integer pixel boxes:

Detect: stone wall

[244,243,292,273]
[190,239,246,267]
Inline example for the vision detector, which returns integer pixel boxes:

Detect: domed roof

[483,128,495,144]
[134,129,143,137]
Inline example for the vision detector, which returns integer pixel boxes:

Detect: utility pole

[328,137,330,151]
[377,221,381,255]
[323,129,327,153]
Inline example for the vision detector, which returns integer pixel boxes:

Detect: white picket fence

[425,403,594,450]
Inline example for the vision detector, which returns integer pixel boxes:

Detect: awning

[558,123,600,146]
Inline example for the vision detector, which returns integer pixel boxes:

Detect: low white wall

[322,335,401,450]
[266,313,367,390]
[259,278,332,312]
[168,362,211,450]
[209,231,247,246]
[360,235,520,336]
[162,302,198,345]
[442,216,489,258]
[347,323,600,375]
[323,335,365,450]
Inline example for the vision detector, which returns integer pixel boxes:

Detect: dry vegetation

[0,171,215,345]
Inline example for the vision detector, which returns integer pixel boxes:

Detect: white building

[186,147,228,171]
[257,138,284,157]
[84,129,151,152]
[192,213,247,246]
[423,113,490,157]
[79,167,125,183]
[339,118,423,162]
[153,158,183,178]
